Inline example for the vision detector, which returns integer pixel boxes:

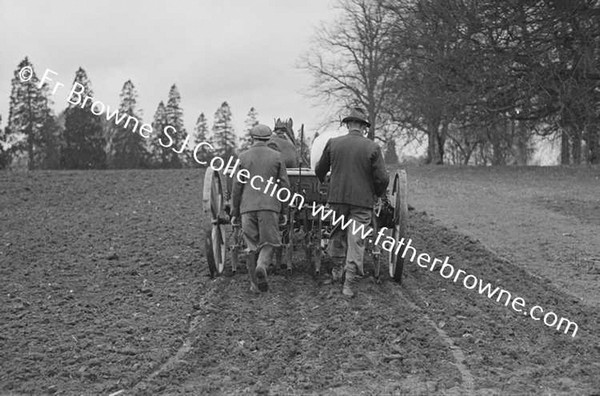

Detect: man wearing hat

[231,124,290,293]
[315,107,389,297]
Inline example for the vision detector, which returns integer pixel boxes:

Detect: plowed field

[1,168,599,395]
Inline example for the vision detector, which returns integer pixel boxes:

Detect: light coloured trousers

[241,211,280,269]
[326,204,372,276]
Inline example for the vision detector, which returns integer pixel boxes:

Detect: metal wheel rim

[388,223,400,277]
[204,169,227,275]
[210,171,223,221]
[388,172,400,278]
[212,224,226,274]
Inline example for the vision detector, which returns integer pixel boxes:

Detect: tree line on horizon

[305,0,600,165]
[0,57,261,171]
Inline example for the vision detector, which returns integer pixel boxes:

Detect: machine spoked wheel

[281,209,295,273]
[302,210,322,277]
[371,242,382,283]
[388,170,408,284]
[311,218,323,277]
[203,169,227,277]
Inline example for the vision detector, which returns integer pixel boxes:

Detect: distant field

[406,165,600,306]
[1,168,599,394]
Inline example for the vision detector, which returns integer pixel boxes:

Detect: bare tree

[306,0,600,165]
[302,0,398,141]
[384,0,492,164]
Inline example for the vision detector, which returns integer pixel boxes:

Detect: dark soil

[1,169,598,395]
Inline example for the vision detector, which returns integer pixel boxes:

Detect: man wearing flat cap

[315,107,389,297]
[231,124,290,293]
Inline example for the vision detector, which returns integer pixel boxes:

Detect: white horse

[309,127,347,169]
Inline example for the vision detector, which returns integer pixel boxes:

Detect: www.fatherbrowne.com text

[309,203,578,337]
[23,66,579,338]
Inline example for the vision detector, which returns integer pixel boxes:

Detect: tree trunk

[437,120,448,164]
[571,128,582,164]
[561,129,571,165]
[426,119,441,164]
[515,120,530,165]
[367,123,375,141]
[367,100,376,141]
[28,137,34,170]
[477,142,490,166]
[384,138,398,164]
[463,141,478,165]
[490,123,506,166]
[587,125,600,164]
[27,95,34,171]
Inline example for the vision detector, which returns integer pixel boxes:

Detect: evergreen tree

[164,84,188,168]
[39,115,62,169]
[62,67,106,169]
[211,101,237,158]
[0,115,8,169]
[240,107,259,151]
[148,101,168,168]
[192,112,211,166]
[110,80,147,168]
[38,78,63,170]
[103,117,116,165]
[6,57,55,169]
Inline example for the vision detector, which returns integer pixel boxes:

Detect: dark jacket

[315,130,389,208]
[232,141,290,215]
[268,134,299,168]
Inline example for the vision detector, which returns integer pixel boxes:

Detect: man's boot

[246,251,259,294]
[342,265,356,297]
[323,257,344,285]
[275,246,286,271]
[332,265,343,283]
[255,266,268,292]
[256,245,273,292]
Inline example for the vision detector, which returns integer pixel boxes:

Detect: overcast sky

[0,0,341,139]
